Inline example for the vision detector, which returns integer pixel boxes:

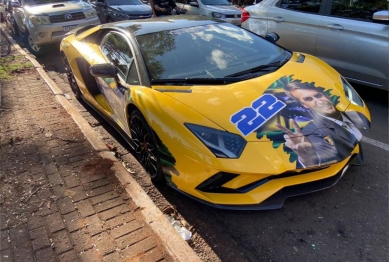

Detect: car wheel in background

[130,110,164,182]
[24,31,44,56]
[62,54,82,100]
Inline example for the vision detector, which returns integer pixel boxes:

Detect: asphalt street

[7,32,388,262]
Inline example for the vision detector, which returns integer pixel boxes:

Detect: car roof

[100,15,222,36]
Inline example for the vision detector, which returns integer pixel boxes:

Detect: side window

[101,32,134,80]
[330,0,388,22]
[280,0,323,14]
[127,62,140,85]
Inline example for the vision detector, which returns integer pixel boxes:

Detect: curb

[1,26,202,262]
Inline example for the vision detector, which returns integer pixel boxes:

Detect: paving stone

[110,220,142,240]
[46,212,65,233]
[28,215,46,230]
[79,248,102,262]
[115,228,149,249]
[104,213,136,230]
[82,214,104,237]
[64,175,80,189]
[94,197,125,213]
[58,196,76,215]
[10,224,30,247]
[63,211,82,233]
[44,162,58,175]
[89,191,119,205]
[67,186,88,202]
[83,178,110,191]
[85,186,113,198]
[52,184,67,199]
[121,237,156,260]
[52,230,73,255]
[30,226,51,251]
[91,232,116,255]
[58,249,79,262]
[36,247,56,262]
[0,230,11,251]
[70,230,93,253]
[102,251,122,262]
[80,173,107,185]
[99,204,131,221]
[0,248,12,261]
[139,247,166,262]
[76,200,95,218]
[48,172,64,186]
[56,156,71,166]
[13,245,35,262]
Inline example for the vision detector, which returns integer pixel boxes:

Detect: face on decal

[290,88,339,118]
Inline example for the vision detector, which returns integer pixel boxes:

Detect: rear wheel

[130,110,164,182]
[24,31,44,56]
[62,54,82,100]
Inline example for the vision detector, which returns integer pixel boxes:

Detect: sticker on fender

[231,94,286,136]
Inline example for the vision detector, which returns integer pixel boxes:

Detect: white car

[13,0,100,56]
[176,0,242,26]
[241,0,389,90]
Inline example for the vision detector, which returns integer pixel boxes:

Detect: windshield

[136,23,291,81]
[107,0,142,5]
[200,0,230,5]
[24,0,76,5]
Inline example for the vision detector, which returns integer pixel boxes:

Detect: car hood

[204,4,242,14]
[111,4,151,14]
[158,53,366,142]
[24,1,92,15]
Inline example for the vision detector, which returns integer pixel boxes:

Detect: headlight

[30,15,50,25]
[342,77,363,107]
[84,9,97,18]
[112,12,129,20]
[185,124,246,158]
[212,12,225,19]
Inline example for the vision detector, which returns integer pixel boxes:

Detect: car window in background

[101,33,134,80]
[280,0,323,14]
[107,0,142,5]
[201,0,230,5]
[330,0,388,21]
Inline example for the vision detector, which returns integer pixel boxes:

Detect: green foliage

[0,55,33,79]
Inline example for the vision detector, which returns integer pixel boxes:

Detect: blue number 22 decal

[230,94,286,136]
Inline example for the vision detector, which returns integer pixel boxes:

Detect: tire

[0,33,11,57]
[130,110,164,182]
[24,31,44,56]
[62,54,82,100]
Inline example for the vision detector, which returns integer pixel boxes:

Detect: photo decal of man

[271,77,369,168]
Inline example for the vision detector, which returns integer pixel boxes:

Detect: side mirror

[265,32,280,43]
[89,63,117,78]
[373,10,389,22]
[189,1,198,7]
[95,2,105,6]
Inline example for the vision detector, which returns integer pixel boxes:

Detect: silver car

[241,0,389,90]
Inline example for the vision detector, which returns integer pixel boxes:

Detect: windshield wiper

[226,61,285,78]
[151,77,242,85]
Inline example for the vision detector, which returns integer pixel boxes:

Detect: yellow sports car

[60,16,371,210]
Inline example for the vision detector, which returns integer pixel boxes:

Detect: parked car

[60,16,370,210]
[89,0,152,23]
[12,0,100,56]
[0,0,19,35]
[175,0,242,25]
[241,0,389,90]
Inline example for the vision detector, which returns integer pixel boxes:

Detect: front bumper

[27,16,100,45]
[173,153,363,210]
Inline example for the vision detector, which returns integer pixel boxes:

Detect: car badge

[234,14,238,18]
[64,13,72,20]
[324,136,334,146]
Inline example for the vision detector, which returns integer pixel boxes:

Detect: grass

[0,55,34,79]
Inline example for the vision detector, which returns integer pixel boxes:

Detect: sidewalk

[0,28,201,262]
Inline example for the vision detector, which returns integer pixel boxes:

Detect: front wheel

[130,110,164,182]
[24,31,44,56]
[62,54,82,100]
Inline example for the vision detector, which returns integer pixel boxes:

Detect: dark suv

[90,0,152,23]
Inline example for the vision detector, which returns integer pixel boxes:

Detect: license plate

[63,25,78,31]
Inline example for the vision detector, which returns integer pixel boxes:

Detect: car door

[266,0,327,54]
[93,0,107,23]
[315,0,388,88]
[99,32,140,129]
